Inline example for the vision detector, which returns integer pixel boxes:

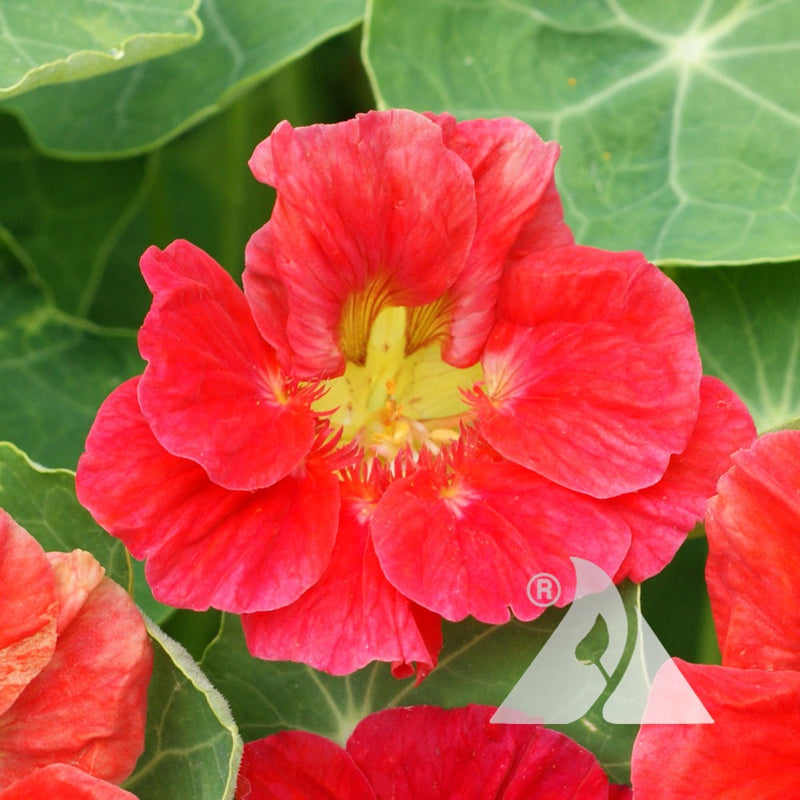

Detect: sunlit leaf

[0,0,365,157]
[124,619,242,800]
[364,0,800,264]
[0,0,201,99]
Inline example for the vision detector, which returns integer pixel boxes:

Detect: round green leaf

[364,0,800,264]
[0,0,201,99]
[1,0,364,157]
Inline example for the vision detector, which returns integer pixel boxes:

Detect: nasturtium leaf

[124,619,242,800]
[675,261,800,432]
[0,0,201,100]
[0,273,142,469]
[0,440,129,587]
[0,441,171,623]
[364,0,800,264]
[202,587,640,784]
[0,0,365,157]
[88,52,373,328]
[0,114,150,316]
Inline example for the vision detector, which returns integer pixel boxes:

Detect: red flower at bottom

[236,705,631,799]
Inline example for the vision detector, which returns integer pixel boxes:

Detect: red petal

[508,176,574,257]
[706,429,800,670]
[241,477,442,676]
[612,376,756,582]
[608,787,633,800]
[236,731,374,800]
[0,765,138,800]
[0,564,151,786]
[47,550,105,634]
[138,240,316,491]
[632,660,800,799]
[242,222,293,370]
[346,705,614,799]
[476,247,701,497]
[246,110,476,376]
[0,511,57,716]
[371,444,631,624]
[76,378,340,613]
[425,114,565,367]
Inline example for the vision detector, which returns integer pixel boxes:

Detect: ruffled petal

[246,110,477,377]
[371,441,631,624]
[632,660,800,799]
[0,764,139,800]
[236,731,375,800]
[706,428,800,671]
[138,240,316,491]
[76,378,339,613]
[476,246,701,497]
[346,705,614,799]
[0,562,151,786]
[241,474,441,677]
[0,511,58,716]
[612,376,756,583]
[424,114,565,367]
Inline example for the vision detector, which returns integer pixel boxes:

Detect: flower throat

[315,305,482,462]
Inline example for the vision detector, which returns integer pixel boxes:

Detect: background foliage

[1,0,798,794]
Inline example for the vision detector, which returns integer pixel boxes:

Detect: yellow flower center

[315,305,483,461]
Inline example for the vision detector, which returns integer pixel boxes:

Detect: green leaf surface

[0,0,202,99]
[202,590,641,784]
[0,272,142,470]
[675,261,800,431]
[1,34,372,326]
[0,440,129,586]
[364,0,800,265]
[0,113,151,316]
[1,0,365,157]
[124,619,242,800]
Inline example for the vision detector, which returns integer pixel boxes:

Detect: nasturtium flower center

[316,304,483,461]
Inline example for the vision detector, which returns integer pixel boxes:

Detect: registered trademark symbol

[526,572,562,607]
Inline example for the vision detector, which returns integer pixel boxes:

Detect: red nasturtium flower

[236,704,632,799]
[0,509,152,799]
[632,430,800,798]
[76,109,755,678]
